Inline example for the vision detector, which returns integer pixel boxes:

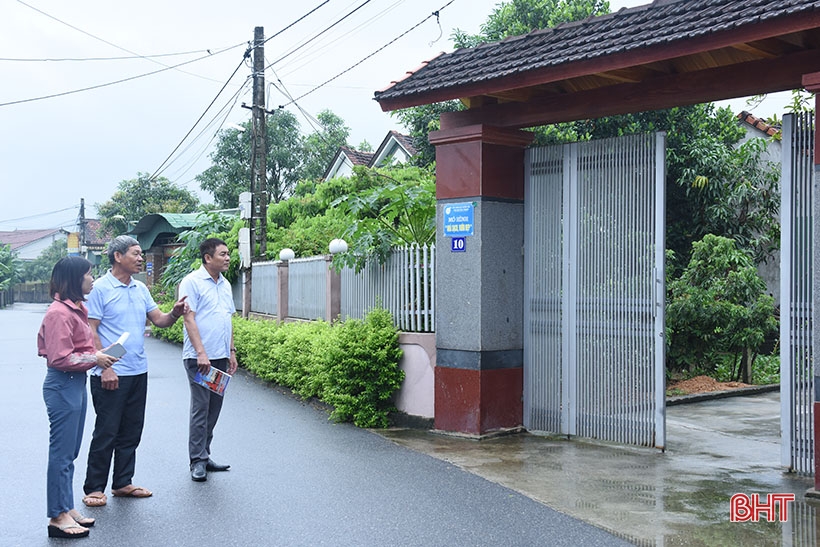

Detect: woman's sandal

[48,523,89,539]
[69,509,95,527]
[82,492,107,507]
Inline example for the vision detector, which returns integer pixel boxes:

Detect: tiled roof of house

[0,229,66,251]
[375,0,820,104]
[342,146,375,166]
[737,111,780,137]
[83,219,111,248]
[390,131,417,156]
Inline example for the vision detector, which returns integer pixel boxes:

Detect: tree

[159,211,238,291]
[393,1,610,168]
[451,0,610,47]
[197,110,304,208]
[18,239,67,282]
[97,173,199,235]
[300,110,350,182]
[198,109,349,209]
[0,244,17,290]
[666,235,777,383]
[332,166,437,271]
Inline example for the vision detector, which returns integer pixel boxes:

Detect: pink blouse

[37,298,97,372]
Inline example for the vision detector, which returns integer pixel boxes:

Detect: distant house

[128,213,203,287]
[0,228,68,260]
[323,131,417,180]
[736,110,782,307]
[737,110,782,163]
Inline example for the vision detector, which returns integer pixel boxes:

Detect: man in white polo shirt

[178,237,237,482]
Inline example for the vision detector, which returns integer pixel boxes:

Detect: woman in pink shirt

[37,257,117,539]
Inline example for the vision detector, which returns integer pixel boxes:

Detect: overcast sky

[0,0,792,231]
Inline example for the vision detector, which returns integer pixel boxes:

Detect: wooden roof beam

[440,48,820,130]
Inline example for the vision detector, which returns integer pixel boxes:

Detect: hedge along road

[2,303,630,547]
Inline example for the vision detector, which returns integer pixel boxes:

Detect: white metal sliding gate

[524,133,666,449]
[781,112,814,474]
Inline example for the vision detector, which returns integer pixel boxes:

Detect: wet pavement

[5,301,819,546]
[380,389,819,546]
[2,303,627,547]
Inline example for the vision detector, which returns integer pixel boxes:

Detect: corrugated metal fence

[288,257,327,321]
[525,133,666,449]
[781,112,814,475]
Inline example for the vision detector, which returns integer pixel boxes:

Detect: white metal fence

[233,245,436,332]
[340,244,435,332]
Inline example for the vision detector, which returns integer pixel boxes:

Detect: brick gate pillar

[429,124,533,436]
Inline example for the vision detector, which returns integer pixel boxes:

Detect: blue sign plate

[443,202,474,237]
[451,237,466,252]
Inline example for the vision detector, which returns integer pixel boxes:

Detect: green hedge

[152,306,404,428]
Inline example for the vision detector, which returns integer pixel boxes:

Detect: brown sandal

[111,485,153,498]
[82,492,107,507]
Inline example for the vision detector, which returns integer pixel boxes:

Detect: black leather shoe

[206,459,231,472]
[191,461,207,482]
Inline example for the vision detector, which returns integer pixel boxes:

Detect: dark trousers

[83,372,147,493]
[184,358,227,463]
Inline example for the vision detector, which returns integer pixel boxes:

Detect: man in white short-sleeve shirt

[178,237,237,482]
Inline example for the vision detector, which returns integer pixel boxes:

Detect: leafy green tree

[96,173,199,235]
[0,244,17,290]
[332,166,436,271]
[159,211,239,291]
[679,134,780,264]
[300,110,350,182]
[198,109,349,208]
[18,239,68,282]
[666,235,777,382]
[197,111,303,208]
[451,0,610,47]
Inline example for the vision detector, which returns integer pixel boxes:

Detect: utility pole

[243,26,268,317]
[79,198,87,259]
[252,26,268,259]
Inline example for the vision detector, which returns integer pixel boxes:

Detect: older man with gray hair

[81,235,187,507]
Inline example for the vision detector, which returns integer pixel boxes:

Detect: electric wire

[149,52,251,181]
[276,0,405,77]
[163,77,253,183]
[0,43,244,108]
[279,0,457,107]
[265,0,373,70]
[0,50,212,62]
[263,0,332,45]
[0,206,79,225]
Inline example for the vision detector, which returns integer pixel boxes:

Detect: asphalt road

[2,303,631,547]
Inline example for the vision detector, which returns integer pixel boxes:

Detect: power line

[148,52,251,181]
[14,0,247,86]
[0,50,212,62]
[0,43,243,108]
[162,78,253,183]
[276,0,406,77]
[0,206,79,225]
[265,0,374,70]
[263,0,332,45]
[279,0,457,107]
